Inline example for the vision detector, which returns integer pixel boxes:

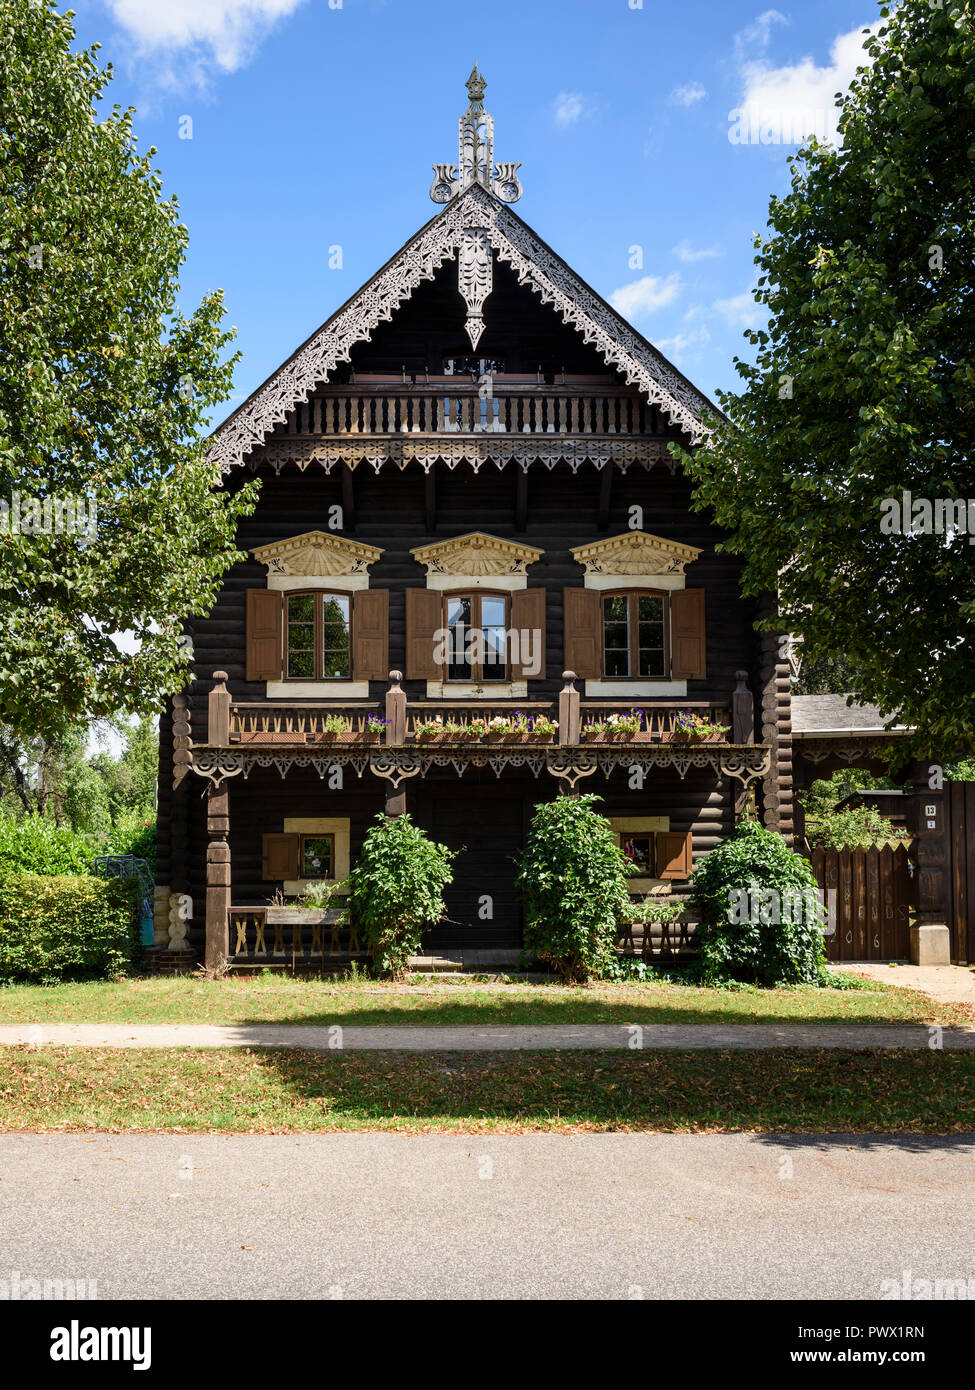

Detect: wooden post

[732,670,754,745]
[559,670,580,745]
[385,669,406,745]
[907,759,952,963]
[208,671,231,746]
[205,782,231,971]
[384,670,407,817]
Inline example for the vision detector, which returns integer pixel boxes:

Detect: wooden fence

[807,845,912,961]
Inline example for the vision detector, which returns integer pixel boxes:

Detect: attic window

[443,356,506,377]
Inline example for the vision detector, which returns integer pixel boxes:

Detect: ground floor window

[300,833,334,880]
[620,832,655,876]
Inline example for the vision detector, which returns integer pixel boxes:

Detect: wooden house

[154,68,787,970]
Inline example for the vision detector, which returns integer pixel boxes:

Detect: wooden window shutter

[562,587,601,679]
[262,833,299,881]
[246,589,283,682]
[352,589,388,681]
[510,587,546,681]
[670,588,706,680]
[405,588,444,680]
[656,830,693,880]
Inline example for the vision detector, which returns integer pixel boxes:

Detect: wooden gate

[948,782,975,964]
[808,845,912,961]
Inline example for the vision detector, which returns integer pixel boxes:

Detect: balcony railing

[207,672,756,748]
[274,380,664,439]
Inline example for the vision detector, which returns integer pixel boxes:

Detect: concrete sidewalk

[1,1022,973,1050]
[840,962,975,1009]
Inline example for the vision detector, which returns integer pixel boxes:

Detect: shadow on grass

[228,986,950,1029]
[241,1047,975,1134]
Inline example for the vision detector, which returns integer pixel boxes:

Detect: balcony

[254,376,678,474]
[274,376,666,439]
[188,671,769,798]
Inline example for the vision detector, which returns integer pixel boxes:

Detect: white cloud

[733,8,788,62]
[670,82,707,107]
[105,0,307,77]
[712,288,764,329]
[609,273,682,320]
[656,326,711,364]
[672,239,723,263]
[733,15,881,147]
[552,92,589,127]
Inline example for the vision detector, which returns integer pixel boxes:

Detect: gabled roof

[791,694,911,737]
[206,183,720,474]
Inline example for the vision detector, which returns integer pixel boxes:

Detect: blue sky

[70,0,883,415]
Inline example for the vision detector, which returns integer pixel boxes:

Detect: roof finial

[429,68,522,205]
[465,63,487,106]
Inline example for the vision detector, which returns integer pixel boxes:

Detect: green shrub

[0,874,138,984]
[805,804,900,849]
[516,793,630,983]
[0,813,93,879]
[800,769,901,847]
[348,814,456,978]
[690,819,826,986]
[106,811,157,870]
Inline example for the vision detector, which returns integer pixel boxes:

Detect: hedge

[0,874,138,984]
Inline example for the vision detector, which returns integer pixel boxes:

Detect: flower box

[664,730,725,744]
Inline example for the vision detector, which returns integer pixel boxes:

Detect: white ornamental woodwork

[206,74,715,474]
[571,530,702,577]
[429,64,523,205]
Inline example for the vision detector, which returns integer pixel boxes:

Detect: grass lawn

[0,972,968,1027]
[0,1046,971,1133]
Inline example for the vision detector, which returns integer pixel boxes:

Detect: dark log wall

[185,460,761,716]
[176,763,732,956]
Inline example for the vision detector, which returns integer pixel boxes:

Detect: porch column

[205,782,231,970]
[384,669,408,817]
[558,671,580,745]
[908,760,952,964]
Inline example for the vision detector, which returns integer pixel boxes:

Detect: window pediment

[252,531,383,577]
[411,531,543,577]
[571,531,701,577]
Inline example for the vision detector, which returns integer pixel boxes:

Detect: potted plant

[583,710,643,742]
[666,711,730,743]
[527,714,557,743]
[483,715,513,742]
[361,713,389,743]
[317,713,351,743]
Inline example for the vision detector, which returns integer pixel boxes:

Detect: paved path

[841,962,975,1009]
[2,1132,974,1299]
[1,1021,973,1049]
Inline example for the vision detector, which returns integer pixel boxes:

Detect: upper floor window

[444,590,510,682]
[602,591,668,680]
[443,356,506,376]
[286,591,351,680]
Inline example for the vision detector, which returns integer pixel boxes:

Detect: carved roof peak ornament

[430,67,523,206]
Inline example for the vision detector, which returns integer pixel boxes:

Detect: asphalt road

[2,1132,974,1300]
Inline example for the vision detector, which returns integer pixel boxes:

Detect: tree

[677,0,975,754]
[0,0,257,741]
[791,648,862,697]
[347,814,456,978]
[516,793,630,982]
